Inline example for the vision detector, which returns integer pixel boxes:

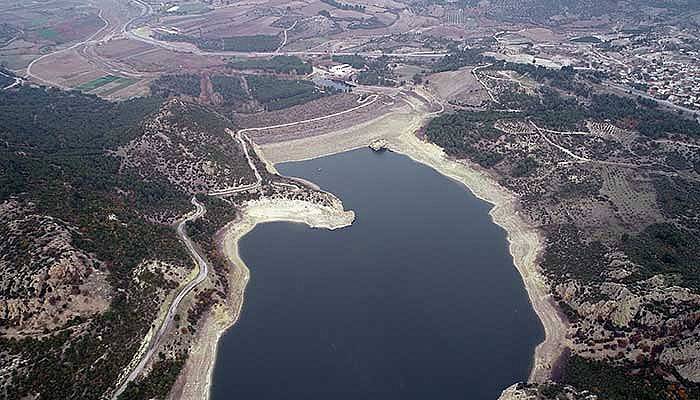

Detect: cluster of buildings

[327,63,356,79]
[312,63,360,92]
[623,56,700,110]
[573,28,700,111]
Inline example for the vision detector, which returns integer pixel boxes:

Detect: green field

[37,28,59,40]
[75,75,121,91]
[178,2,212,13]
[99,78,140,96]
[570,36,602,44]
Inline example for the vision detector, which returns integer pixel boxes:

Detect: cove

[211,148,544,400]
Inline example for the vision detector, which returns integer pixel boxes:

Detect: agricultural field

[141,0,459,55]
[75,74,121,91]
[0,0,105,68]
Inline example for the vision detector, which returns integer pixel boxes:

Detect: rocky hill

[117,99,256,197]
[0,199,111,335]
[0,87,264,400]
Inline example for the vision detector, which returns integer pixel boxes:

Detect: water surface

[212,149,543,400]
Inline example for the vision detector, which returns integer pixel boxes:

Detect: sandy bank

[258,96,426,164]
[387,131,568,383]
[174,198,354,400]
[174,87,565,398]
[257,85,565,383]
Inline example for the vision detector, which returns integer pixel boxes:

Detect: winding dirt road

[207,131,263,196]
[275,20,298,54]
[25,9,110,87]
[113,196,209,398]
[125,27,447,59]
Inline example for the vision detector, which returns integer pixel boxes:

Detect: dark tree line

[228,55,312,75]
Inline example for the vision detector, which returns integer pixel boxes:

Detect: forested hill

[0,86,247,400]
[1,88,170,207]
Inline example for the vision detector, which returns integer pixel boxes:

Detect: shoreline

[258,104,567,383]
[173,98,566,398]
[174,198,354,400]
[387,131,568,383]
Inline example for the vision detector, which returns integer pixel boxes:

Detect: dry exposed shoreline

[257,128,568,382]
[174,119,566,399]
[173,198,354,400]
[388,131,568,383]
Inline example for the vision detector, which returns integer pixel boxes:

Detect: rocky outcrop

[116,99,256,195]
[661,336,700,383]
[555,274,700,378]
[369,138,389,151]
[0,200,111,334]
[498,382,597,400]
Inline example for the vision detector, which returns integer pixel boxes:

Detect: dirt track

[113,197,210,399]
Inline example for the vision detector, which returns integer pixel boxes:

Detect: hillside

[117,99,257,197]
[0,87,256,399]
[425,63,700,400]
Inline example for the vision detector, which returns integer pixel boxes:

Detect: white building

[329,64,356,79]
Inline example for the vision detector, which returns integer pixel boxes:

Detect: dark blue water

[211,149,543,400]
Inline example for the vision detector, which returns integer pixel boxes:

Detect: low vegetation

[331,54,368,69]
[158,33,280,52]
[431,48,484,72]
[150,74,201,98]
[623,223,700,290]
[562,355,698,400]
[228,55,312,75]
[246,75,326,111]
[320,0,366,12]
[211,75,249,104]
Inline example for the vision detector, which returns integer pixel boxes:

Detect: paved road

[25,9,110,87]
[113,196,209,399]
[0,70,22,90]
[601,81,700,118]
[126,27,448,59]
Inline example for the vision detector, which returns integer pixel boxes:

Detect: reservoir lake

[211,148,543,400]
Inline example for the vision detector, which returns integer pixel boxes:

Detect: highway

[602,81,700,118]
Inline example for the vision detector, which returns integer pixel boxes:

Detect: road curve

[25,9,110,88]
[113,196,209,399]
[125,27,447,59]
[242,94,379,133]
[207,131,263,196]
